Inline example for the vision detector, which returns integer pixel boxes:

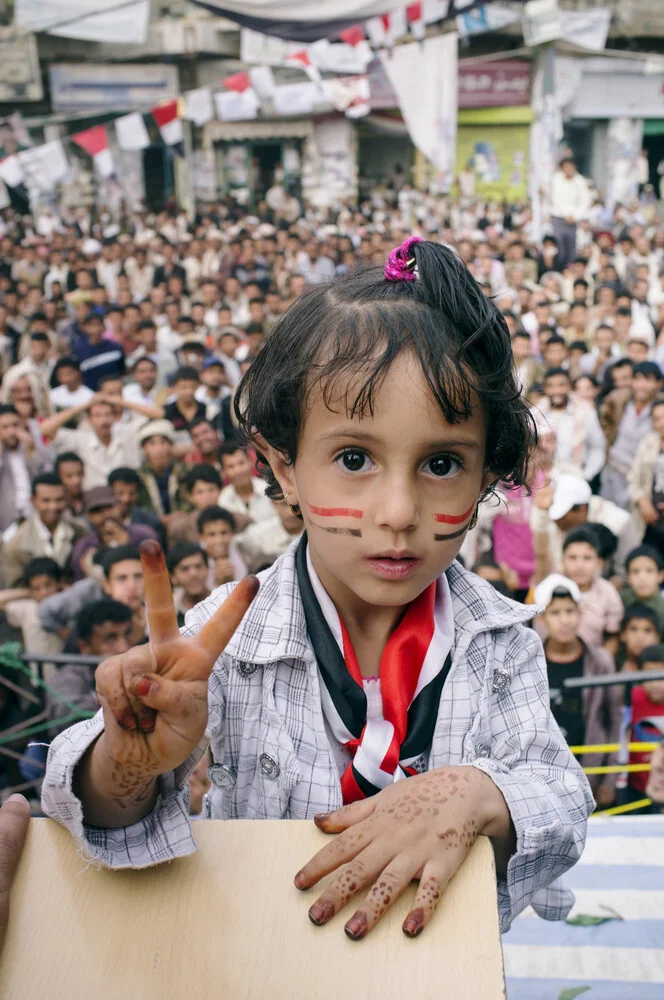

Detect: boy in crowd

[163,366,206,438]
[620,546,664,635]
[560,527,624,653]
[617,605,662,673]
[218,444,274,525]
[235,498,305,573]
[195,357,229,421]
[535,574,622,807]
[107,467,163,540]
[46,600,132,739]
[625,644,664,813]
[49,356,93,412]
[168,464,226,546]
[71,486,158,579]
[0,557,65,673]
[38,544,146,647]
[167,542,210,625]
[185,418,222,470]
[54,452,85,518]
[196,505,247,589]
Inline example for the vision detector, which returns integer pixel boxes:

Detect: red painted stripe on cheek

[308,505,364,519]
[433,502,475,525]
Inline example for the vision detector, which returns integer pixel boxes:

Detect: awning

[191,0,526,42]
[205,118,313,141]
[644,120,664,137]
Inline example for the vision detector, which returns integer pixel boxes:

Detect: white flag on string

[272,82,317,116]
[214,89,260,122]
[115,112,150,151]
[249,66,276,100]
[185,87,214,126]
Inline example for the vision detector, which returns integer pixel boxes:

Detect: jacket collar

[223,538,539,665]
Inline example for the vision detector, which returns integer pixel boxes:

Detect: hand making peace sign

[94,539,259,780]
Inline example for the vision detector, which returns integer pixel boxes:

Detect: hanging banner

[0,155,24,188]
[0,29,42,101]
[561,7,611,52]
[380,33,457,182]
[18,142,69,191]
[15,0,150,44]
[309,37,373,73]
[184,87,215,125]
[115,112,151,151]
[72,125,114,178]
[456,4,520,37]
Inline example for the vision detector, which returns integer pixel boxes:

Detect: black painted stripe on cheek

[433,524,469,541]
[314,525,362,537]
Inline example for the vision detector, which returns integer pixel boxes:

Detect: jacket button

[259,753,280,779]
[476,743,491,758]
[207,764,236,789]
[237,661,257,677]
[492,669,510,694]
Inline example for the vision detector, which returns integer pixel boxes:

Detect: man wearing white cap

[534,573,621,806]
[532,473,642,583]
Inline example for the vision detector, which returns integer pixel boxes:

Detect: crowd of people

[0,162,662,815]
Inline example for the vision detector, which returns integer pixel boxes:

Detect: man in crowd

[0,403,51,533]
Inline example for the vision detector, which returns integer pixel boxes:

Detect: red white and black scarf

[295,537,454,803]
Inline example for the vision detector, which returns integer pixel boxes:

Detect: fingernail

[294,872,306,890]
[308,901,333,926]
[7,793,29,805]
[135,676,156,698]
[313,812,330,827]
[344,912,367,940]
[139,717,155,732]
[121,713,137,730]
[403,910,424,938]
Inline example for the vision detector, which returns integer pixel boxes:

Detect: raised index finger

[196,575,260,663]
[140,539,180,645]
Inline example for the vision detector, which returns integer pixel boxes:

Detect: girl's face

[270,352,493,610]
[574,376,597,404]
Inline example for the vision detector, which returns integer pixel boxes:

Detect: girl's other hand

[294,767,513,940]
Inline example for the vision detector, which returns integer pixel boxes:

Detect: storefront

[454,59,532,201]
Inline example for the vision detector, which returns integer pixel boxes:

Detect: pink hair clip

[384,235,423,282]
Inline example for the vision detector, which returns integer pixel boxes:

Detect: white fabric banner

[379,34,457,180]
[272,82,318,116]
[561,8,611,52]
[93,148,114,179]
[15,0,149,43]
[0,154,24,188]
[18,142,69,191]
[248,66,276,100]
[184,87,215,126]
[203,0,413,21]
[325,76,370,113]
[115,112,150,152]
[214,90,260,122]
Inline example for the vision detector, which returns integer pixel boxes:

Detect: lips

[366,552,423,580]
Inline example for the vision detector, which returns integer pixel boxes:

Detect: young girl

[43,239,592,940]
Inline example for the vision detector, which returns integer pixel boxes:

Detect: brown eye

[425,455,461,478]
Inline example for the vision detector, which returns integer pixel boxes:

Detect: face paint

[433,525,470,541]
[433,502,474,525]
[318,526,362,537]
[309,505,363,519]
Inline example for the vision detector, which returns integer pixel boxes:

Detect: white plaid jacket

[42,541,594,933]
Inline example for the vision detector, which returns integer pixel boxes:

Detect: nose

[373,471,419,535]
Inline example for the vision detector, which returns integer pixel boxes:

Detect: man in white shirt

[550,158,591,270]
[127,319,178,388]
[296,240,336,285]
[40,397,142,491]
[0,404,50,534]
[123,357,160,407]
[50,357,94,412]
[124,248,155,303]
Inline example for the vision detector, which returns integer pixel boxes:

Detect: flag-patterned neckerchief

[295,536,454,803]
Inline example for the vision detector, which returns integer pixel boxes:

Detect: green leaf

[557,987,592,1000]
[565,914,616,926]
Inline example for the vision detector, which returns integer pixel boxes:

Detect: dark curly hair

[235,240,536,504]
